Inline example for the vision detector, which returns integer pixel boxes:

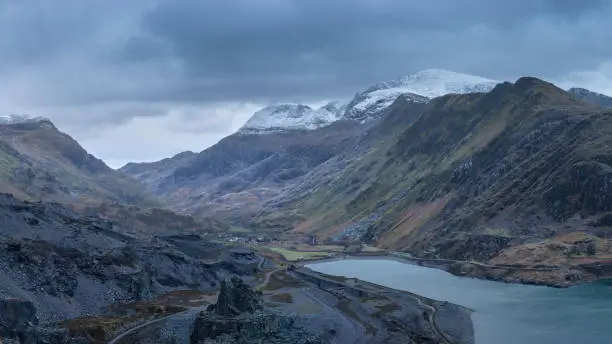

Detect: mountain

[253,77,612,284]
[0,115,156,206]
[121,69,502,222]
[239,102,344,134]
[238,69,499,133]
[568,87,612,108]
[342,69,500,122]
[121,120,362,223]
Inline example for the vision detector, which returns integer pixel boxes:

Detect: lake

[307,258,612,344]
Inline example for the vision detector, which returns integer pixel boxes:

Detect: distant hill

[568,87,612,108]
[0,116,157,206]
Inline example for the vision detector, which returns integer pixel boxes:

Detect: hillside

[121,120,363,223]
[0,192,257,342]
[254,77,612,273]
[0,117,156,206]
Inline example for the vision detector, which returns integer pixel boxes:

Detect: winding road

[255,257,279,290]
[301,287,366,344]
[107,311,187,344]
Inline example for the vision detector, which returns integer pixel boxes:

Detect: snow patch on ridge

[0,114,51,125]
[343,69,501,122]
[239,102,344,134]
[239,69,501,134]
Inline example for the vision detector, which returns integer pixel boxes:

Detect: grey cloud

[1,0,612,164]
[3,0,612,110]
[136,0,612,102]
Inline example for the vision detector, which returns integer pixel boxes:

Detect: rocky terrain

[117,263,473,344]
[191,277,330,344]
[0,193,258,343]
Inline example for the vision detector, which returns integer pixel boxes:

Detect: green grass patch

[264,246,330,261]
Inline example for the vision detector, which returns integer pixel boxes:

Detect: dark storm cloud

[1,0,610,166]
[131,0,612,103]
[1,0,611,110]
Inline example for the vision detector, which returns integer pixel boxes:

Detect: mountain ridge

[568,87,612,108]
[239,102,344,134]
[236,69,501,134]
[0,117,157,206]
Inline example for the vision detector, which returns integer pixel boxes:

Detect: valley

[123,71,612,288]
[1,68,612,343]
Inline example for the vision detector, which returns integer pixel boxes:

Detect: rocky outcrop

[211,277,262,316]
[191,277,329,344]
[434,235,513,261]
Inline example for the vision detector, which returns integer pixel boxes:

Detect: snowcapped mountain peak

[0,114,52,126]
[395,69,501,97]
[239,102,343,134]
[343,69,501,122]
[239,69,501,133]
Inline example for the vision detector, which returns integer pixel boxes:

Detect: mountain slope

[121,120,363,223]
[0,116,156,206]
[568,87,612,108]
[255,77,612,278]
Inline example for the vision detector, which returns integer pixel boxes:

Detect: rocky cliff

[191,277,330,344]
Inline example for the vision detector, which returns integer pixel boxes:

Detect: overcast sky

[1,0,611,168]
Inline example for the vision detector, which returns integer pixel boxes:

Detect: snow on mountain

[239,102,344,134]
[0,114,51,125]
[567,87,612,108]
[343,69,501,122]
[239,69,501,134]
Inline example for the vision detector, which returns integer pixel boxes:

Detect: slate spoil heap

[190,277,329,344]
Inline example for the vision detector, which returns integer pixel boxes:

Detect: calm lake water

[307,259,612,344]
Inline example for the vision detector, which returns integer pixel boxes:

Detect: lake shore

[292,250,606,288]
[306,257,612,344]
[288,265,475,344]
